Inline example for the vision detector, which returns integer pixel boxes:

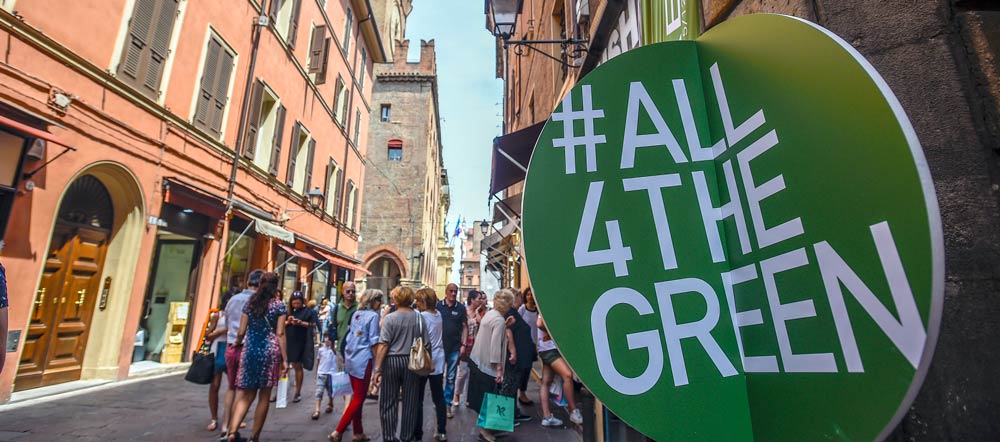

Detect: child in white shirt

[312,338,339,419]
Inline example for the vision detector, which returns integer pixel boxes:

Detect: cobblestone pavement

[0,369,582,442]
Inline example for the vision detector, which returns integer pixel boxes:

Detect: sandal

[329,431,343,442]
[311,411,320,420]
[325,404,334,413]
[293,394,302,403]
[207,420,218,431]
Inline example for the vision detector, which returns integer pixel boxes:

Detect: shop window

[388,139,403,161]
[380,104,391,122]
[193,32,236,138]
[117,0,180,99]
[221,218,256,295]
[276,249,299,296]
[311,264,329,301]
[244,80,286,176]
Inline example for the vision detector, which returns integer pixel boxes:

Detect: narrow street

[0,370,582,442]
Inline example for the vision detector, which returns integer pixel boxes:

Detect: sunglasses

[345,290,356,294]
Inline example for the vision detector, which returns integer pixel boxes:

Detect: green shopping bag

[477,393,515,432]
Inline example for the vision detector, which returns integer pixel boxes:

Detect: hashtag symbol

[551,85,606,174]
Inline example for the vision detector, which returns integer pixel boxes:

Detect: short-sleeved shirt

[330,301,358,344]
[0,263,8,309]
[437,299,467,353]
[421,311,445,375]
[344,309,380,379]
[379,310,429,356]
[224,289,254,344]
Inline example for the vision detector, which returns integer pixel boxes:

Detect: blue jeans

[443,350,461,404]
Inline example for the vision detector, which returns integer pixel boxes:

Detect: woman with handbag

[329,289,384,442]
[468,290,515,442]
[414,288,447,441]
[369,286,430,442]
[203,287,240,432]
[225,272,289,442]
[286,292,318,403]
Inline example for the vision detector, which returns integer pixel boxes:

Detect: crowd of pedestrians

[197,273,582,442]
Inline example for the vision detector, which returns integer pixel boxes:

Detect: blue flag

[453,216,462,238]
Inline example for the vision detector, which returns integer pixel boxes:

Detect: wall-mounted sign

[523,14,943,441]
[98,276,112,310]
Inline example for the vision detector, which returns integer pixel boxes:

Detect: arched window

[388,139,403,161]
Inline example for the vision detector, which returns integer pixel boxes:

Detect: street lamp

[486,0,588,65]
[480,220,490,236]
[306,187,324,209]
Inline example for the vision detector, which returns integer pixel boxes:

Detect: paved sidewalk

[0,368,582,442]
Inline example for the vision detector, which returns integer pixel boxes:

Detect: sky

[405,0,503,291]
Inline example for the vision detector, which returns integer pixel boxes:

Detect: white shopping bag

[549,375,567,407]
[276,376,289,408]
[330,371,353,397]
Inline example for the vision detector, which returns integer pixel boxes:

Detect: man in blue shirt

[437,283,467,417]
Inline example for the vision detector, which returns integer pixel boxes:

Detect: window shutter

[269,104,286,176]
[194,38,221,130]
[308,26,326,72]
[318,38,331,85]
[210,47,235,134]
[143,0,179,94]
[286,123,301,186]
[269,0,283,23]
[351,187,359,229]
[359,50,366,89]
[304,139,316,194]
[120,0,156,81]
[353,110,360,145]
[287,0,302,48]
[323,160,333,212]
[333,168,344,216]
[343,181,354,221]
[243,80,264,159]
[332,77,343,120]
[339,88,349,125]
[343,8,353,54]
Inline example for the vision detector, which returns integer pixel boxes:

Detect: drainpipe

[209,0,269,302]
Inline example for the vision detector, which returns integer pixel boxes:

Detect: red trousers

[336,360,373,434]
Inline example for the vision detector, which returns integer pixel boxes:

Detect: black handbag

[185,351,215,384]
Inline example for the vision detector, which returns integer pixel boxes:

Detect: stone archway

[16,162,145,389]
[363,246,408,294]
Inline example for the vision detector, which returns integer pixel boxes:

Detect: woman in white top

[516,288,539,406]
[414,287,447,441]
[538,314,583,427]
[204,287,238,433]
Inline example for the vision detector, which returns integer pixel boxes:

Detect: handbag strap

[196,308,219,354]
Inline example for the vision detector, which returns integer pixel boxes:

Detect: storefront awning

[481,222,516,254]
[276,243,320,261]
[246,214,295,243]
[163,178,226,219]
[0,113,74,149]
[311,247,371,276]
[489,121,545,196]
[492,192,522,225]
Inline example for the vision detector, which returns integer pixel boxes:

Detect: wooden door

[15,225,108,391]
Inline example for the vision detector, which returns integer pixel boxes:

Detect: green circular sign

[522,14,943,441]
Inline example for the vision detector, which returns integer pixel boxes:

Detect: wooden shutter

[353,110,360,145]
[269,0,282,23]
[309,26,326,72]
[351,187,359,229]
[210,47,235,134]
[304,139,316,194]
[243,80,264,159]
[343,181,354,221]
[286,123,301,185]
[343,8,353,54]
[287,0,302,48]
[323,160,333,212]
[333,168,344,217]
[120,0,155,81]
[269,104,286,176]
[318,38,331,84]
[143,0,179,94]
[194,38,221,130]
